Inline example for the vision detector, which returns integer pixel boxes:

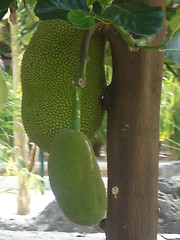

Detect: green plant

[160,68,176,141]
[160,67,180,155]
[0,66,20,163]
[17,0,38,47]
[5,157,45,194]
[0,60,45,197]
[170,81,180,157]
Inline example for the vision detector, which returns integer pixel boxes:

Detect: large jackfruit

[21,20,106,152]
[48,129,107,225]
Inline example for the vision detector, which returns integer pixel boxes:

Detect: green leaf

[0,0,14,12]
[21,30,35,45]
[86,0,109,11]
[164,28,180,65]
[104,3,164,36]
[169,13,180,33]
[35,0,89,21]
[68,9,96,29]
[166,7,177,21]
[92,1,103,16]
[97,0,110,9]
[0,9,7,20]
[86,0,96,10]
[17,158,27,170]
[0,65,8,110]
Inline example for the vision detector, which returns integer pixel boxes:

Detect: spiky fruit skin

[21,20,105,152]
[48,129,107,226]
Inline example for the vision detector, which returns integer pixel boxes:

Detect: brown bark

[104,1,166,239]
[17,179,31,215]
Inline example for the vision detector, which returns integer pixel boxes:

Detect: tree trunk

[10,22,31,215]
[17,178,31,215]
[104,1,166,240]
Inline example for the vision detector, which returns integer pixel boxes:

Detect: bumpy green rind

[21,20,106,152]
[48,129,107,226]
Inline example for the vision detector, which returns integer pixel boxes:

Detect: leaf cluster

[1,0,164,42]
[5,157,45,194]
[0,68,20,164]
[34,0,164,43]
[1,0,179,63]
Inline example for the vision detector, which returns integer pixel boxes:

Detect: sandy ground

[0,190,180,240]
[0,231,106,240]
[0,230,179,240]
[0,189,54,219]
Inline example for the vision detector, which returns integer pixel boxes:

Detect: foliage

[164,28,180,65]
[160,67,180,143]
[0,68,20,163]
[164,3,180,65]
[159,66,180,156]
[0,59,45,195]
[0,0,14,19]
[0,59,8,110]
[17,0,38,47]
[0,20,11,58]
[1,0,165,45]
[34,0,165,49]
[169,80,180,156]
[5,157,45,194]
[0,0,179,63]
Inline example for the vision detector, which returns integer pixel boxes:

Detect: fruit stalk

[70,28,96,131]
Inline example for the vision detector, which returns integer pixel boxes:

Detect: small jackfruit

[21,20,105,152]
[48,129,107,226]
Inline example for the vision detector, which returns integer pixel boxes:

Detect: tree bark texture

[10,23,30,215]
[17,178,31,215]
[104,1,166,240]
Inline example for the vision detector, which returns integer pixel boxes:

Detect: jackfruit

[21,20,105,152]
[48,129,107,226]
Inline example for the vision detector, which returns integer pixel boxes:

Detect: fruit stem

[70,28,96,131]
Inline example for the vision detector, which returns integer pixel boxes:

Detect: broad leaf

[166,7,177,21]
[97,0,110,9]
[92,1,103,16]
[0,0,14,12]
[164,29,180,65]
[86,0,110,10]
[104,3,164,36]
[0,44,10,54]
[68,9,96,29]
[0,9,7,20]
[0,70,8,110]
[169,13,180,33]
[35,0,89,21]
[166,0,172,6]
[86,0,96,10]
